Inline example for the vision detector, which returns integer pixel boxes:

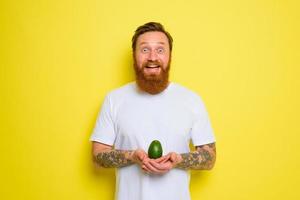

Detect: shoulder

[171,82,204,103]
[171,82,209,116]
[105,82,136,101]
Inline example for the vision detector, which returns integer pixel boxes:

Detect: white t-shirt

[90,82,216,200]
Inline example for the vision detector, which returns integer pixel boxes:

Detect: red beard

[134,60,170,94]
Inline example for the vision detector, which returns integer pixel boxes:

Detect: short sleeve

[89,94,116,145]
[190,96,216,146]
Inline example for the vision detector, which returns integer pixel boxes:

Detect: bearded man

[90,22,216,200]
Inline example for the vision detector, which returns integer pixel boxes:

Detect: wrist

[129,149,143,164]
[125,150,135,162]
[175,154,183,167]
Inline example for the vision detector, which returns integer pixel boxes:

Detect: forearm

[176,143,216,170]
[93,149,134,168]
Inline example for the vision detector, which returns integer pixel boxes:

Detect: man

[90,22,216,200]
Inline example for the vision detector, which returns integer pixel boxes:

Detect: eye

[157,48,164,54]
[141,48,149,53]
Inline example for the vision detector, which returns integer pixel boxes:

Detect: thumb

[170,152,178,162]
[138,152,146,161]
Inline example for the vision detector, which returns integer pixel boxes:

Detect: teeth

[147,64,159,68]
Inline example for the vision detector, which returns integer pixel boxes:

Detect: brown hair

[131,22,173,52]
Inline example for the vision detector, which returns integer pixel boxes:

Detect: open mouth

[143,64,161,75]
[145,64,160,68]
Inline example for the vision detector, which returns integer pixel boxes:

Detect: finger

[138,154,146,161]
[170,153,177,162]
[142,164,152,173]
[149,160,172,171]
[143,163,169,175]
[142,166,152,174]
[142,157,151,165]
[139,152,150,162]
[144,160,165,174]
[142,159,156,172]
[155,155,170,163]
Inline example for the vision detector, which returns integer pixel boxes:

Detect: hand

[130,149,148,166]
[141,154,170,175]
[130,149,167,174]
[142,152,182,175]
[167,152,183,167]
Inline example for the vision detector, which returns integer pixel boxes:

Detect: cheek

[134,58,144,68]
[160,55,170,64]
[135,55,147,65]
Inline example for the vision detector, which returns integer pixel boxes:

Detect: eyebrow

[139,42,166,45]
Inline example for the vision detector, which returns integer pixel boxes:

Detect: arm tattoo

[94,150,134,168]
[176,143,216,170]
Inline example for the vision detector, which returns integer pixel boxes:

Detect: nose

[148,50,158,61]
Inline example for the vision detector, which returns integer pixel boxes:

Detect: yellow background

[1,0,299,199]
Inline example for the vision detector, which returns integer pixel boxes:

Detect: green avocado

[148,140,163,159]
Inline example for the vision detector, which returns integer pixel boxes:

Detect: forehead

[136,31,169,47]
